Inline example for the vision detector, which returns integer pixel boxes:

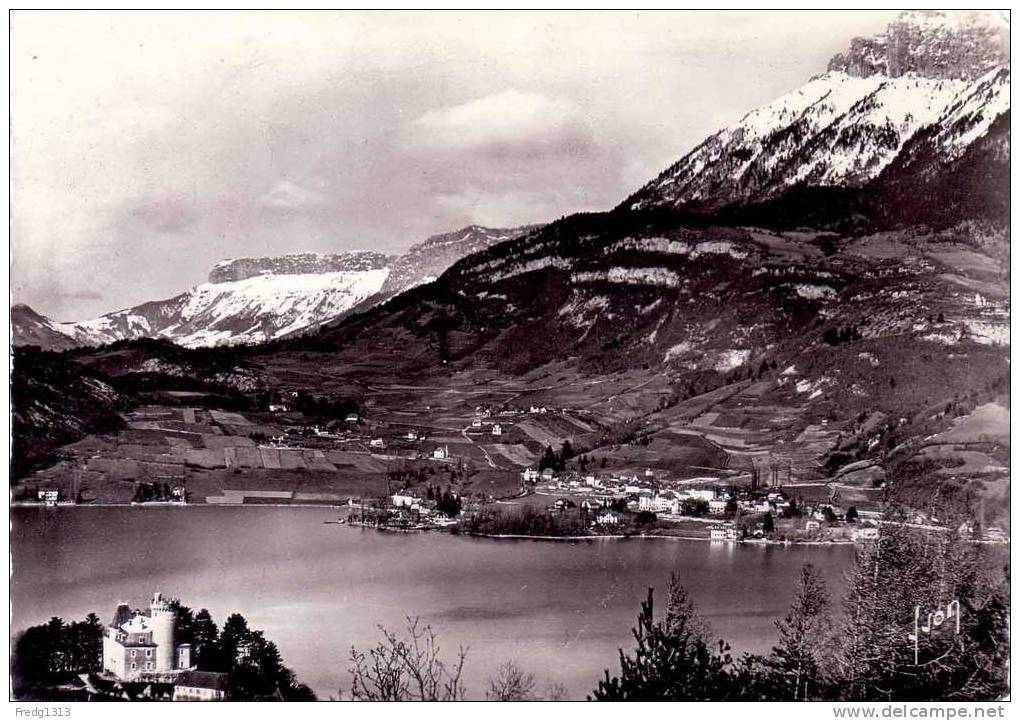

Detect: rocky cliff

[828,10,1008,80]
[209,251,392,283]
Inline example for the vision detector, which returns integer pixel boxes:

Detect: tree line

[592,525,1008,701]
[12,602,315,701]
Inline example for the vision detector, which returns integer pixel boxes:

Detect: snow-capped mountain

[13,226,538,350]
[62,267,391,348]
[624,10,1009,213]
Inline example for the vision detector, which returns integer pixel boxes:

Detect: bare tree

[544,682,570,701]
[486,660,536,701]
[347,617,467,701]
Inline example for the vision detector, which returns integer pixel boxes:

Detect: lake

[11,506,855,699]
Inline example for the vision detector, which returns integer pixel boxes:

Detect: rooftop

[176,670,230,691]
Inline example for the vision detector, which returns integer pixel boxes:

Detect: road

[460,424,498,469]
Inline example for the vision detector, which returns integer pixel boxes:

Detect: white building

[522,469,539,482]
[710,525,738,541]
[173,671,229,701]
[491,424,503,436]
[38,489,58,505]
[852,527,880,542]
[433,446,450,460]
[708,499,728,515]
[102,593,193,680]
[638,493,680,515]
[369,438,385,448]
[391,493,417,508]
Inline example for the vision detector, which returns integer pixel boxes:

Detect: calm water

[11,507,854,699]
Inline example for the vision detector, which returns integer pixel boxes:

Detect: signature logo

[907,600,960,665]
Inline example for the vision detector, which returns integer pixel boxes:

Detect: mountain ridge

[12,224,540,351]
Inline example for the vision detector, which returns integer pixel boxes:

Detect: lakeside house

[852,527,880,542]
[173,671,229,701]
[710,523,739,541]
[37,489,59,505]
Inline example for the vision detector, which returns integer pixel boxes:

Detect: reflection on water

[11,506,854,699]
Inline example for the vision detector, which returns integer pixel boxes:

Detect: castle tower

[149,592,176,673]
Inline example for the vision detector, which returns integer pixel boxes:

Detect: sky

[11,10,897,321]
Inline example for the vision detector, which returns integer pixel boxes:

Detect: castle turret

[149,592,176,672]
[110,602,132,629]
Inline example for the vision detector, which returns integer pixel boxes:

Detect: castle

[102,592,193,680]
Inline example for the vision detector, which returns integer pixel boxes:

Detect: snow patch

[791,283,836,300]
[573,266,682,288]
[713,349,750,372]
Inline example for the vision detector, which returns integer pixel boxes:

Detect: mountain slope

[381,225,541,296]
[869,66,1010,226]
[10,304,80,351]
[11,346,128,478]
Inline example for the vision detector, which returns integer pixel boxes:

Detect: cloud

[403,89,616,227]
[411,89,595,156]
[126,196,200,234]
[258,180,327,211]
[46,289,104,301]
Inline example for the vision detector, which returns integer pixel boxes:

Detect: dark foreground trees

[12,602,314,701]
[12,614,104,694]
[592,526,1009,701]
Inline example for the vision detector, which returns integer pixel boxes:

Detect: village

[12,384,1008,547]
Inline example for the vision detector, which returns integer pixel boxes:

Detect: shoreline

[342,520,859,546]
[12,504,1007,547]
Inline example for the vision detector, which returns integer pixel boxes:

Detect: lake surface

[11,506,855,699]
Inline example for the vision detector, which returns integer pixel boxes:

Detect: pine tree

[591,575,736,700]
[539,445,558,471]
[758,564,830,700]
